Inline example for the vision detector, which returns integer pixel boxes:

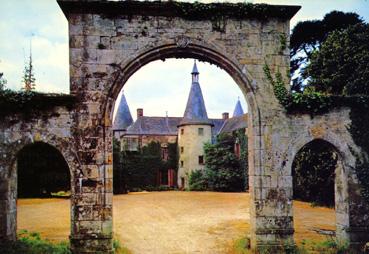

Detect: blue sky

[0,0,368,119]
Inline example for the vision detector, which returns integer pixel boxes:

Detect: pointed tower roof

[179,61,212,127]
[113,92,133,130]
[232,98,244,117]
[191,61,199,75]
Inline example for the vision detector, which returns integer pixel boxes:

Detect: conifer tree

[22,48,36,91]
[0,72,6,91]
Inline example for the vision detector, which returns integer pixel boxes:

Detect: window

[181,129,184,135]
[180,146,184,153]
[161,147,169,161]
[198,155,204,165]
[198,128,204,136]
[125,137,138,151]
[180,161,184,167]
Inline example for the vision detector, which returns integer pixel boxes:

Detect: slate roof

[113,93,133,130]
[124,115,247,136]
[219,115,248,134]
[232,99,244,117]
[211,119,226,135]
[125,116,182,135]
[192,61,199,74]
[179,62,212,126]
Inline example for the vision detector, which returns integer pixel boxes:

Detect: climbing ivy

[0,89,76,118]
[263,64,335,114]
[279,33,287,54]
[264,63,369,203]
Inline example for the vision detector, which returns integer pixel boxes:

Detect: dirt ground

[17,192,335,253]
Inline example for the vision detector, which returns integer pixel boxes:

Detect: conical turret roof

[191,61,199,75]
[179,62,212,127]
[113,92,133,130]
[232,98,244,117]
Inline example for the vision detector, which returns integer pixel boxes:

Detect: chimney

[222,112,229,120]
[137,108,143,118]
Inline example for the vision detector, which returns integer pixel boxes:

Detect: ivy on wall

[0,89,76,118]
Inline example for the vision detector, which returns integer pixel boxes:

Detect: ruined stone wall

[0,107,79,242]
[0,1,360,252]
[286,108,369,247]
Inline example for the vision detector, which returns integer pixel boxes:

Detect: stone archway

[292,139,350,242]
[59,1,300,252]
[0,137,77,242]
[285,110,369,249]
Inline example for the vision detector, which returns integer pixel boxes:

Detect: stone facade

[0,1,368,253]
[177,124,212,188]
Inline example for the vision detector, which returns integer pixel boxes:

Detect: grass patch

[113,238,132,254]
[0,230,131,254]
[229,237,352,254]
[0,230,71,254]
[232,237,251,254]
[51,191,71,198]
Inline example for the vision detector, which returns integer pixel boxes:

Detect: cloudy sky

[0,1,368,120]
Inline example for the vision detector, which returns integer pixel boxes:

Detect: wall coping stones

[57,0,301,21]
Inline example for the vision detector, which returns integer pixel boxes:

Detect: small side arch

[0,137,79,241]
[291,138,350,242]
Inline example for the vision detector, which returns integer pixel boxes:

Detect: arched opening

[17,142,70,198]
[15,142,71,241]
[110,56,251,253]
[292,139,349,244]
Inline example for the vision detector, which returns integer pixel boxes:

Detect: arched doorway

[17,142,71,198]
[8,142,72,242]
[292,139,349,243]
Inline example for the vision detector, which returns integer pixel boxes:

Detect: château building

[113,61,247,188]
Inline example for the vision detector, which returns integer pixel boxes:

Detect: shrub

[204,133,246,192]
[188,170,207,191]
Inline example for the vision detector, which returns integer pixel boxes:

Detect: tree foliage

[0,72,6,91]
[191,132,248,192]
[290,11,363,91]
[306,23,369,96]
[22,51,36,91]
[188,169,207,191]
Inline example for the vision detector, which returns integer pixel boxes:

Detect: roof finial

[191,60,199,83]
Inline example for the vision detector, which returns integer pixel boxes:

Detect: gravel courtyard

[18,192,335,254]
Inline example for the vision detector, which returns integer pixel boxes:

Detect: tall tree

[290,11,363,92]
[306,23,369,95]
[22,47,36,91]
[0,72,6,91]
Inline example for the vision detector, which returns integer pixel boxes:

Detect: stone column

[249,114,294,252]
[0,161,17,242]
[69,124,114,253]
